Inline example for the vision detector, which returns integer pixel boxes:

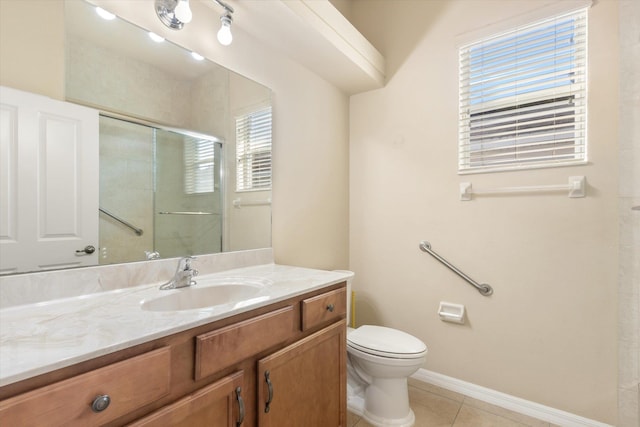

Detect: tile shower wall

[66,36,229,139]
[618,1,640,425]
[65,37,192,128]
[99,117,154,264]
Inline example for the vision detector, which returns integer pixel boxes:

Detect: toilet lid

[347,325,427,359]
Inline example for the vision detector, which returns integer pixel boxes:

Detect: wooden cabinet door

[257,321,346,427]
[128,371,244,427]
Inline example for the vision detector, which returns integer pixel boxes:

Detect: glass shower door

[154,129,223,258]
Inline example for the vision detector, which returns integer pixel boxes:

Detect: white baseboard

[411,369,613,427]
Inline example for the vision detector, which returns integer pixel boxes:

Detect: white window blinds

[459,9,588,173]
[184,137,215,194]
[236,106,272,192]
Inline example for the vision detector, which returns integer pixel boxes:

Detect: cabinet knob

[91,394,111,413]
[326,303,335,312]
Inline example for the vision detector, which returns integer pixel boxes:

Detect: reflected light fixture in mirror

[148,32,165,43]
[95,7,115,21]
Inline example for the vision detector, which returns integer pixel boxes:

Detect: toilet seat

[347,325,427,359]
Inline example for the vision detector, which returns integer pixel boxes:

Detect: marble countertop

[0,264,352,387]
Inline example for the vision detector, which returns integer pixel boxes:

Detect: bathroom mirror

[1,0,272,274]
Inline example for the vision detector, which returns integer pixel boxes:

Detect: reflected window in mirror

[236,106,273,192]
[185,137,216,194]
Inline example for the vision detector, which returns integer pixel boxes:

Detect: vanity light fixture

[174,0,193,24]
[155,0,187,30]
[154,0,235,46]
[95,7,116,21]
[217,12,233,46]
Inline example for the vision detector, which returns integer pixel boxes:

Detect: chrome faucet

[160,256,199,290]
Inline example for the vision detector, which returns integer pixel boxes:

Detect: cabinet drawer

[301,287,346,331]
[195,306,295,381]
[0,347,171,427]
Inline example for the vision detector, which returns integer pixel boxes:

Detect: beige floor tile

[348,387,461,427]
[349,381,550,427]
[351,415,377,427]
[453,405,531,427]
[409,386,462,426]
[347,411,361,427]
[461,397,550,427]
[408,377,465,402]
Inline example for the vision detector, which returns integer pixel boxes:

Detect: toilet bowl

[334,270,427,427]
[347,325,427,427]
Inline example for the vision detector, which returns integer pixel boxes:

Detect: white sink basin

[141,277,271,311]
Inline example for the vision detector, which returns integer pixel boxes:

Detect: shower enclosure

[98,115,224,265]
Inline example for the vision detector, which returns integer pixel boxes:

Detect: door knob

[76,245,96,255]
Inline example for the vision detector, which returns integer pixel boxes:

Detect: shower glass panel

[154,129,223,259]
[98,115,223,265]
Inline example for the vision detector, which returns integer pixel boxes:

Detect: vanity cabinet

[0,283,346,427]
[257,321,346,427]
[128,371,244,427]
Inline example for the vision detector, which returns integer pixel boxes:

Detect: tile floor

[347,378,560,427]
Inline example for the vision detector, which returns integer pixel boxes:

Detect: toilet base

[347,378,415,427]
[364,409,415,427]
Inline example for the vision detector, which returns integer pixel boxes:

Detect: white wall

[349,0,619,423]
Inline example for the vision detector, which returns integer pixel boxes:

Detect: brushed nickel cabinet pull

[236,387,245,426]
[264,371,273,413]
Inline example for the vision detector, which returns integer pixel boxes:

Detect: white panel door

[0,86,99,274]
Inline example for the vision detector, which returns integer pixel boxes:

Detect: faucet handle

[181,256,197,270]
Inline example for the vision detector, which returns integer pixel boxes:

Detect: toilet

[339,271,428,427]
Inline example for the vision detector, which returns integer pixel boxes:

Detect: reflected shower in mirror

[98,116,225,265]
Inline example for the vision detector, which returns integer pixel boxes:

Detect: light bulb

[174,0,192,24]
[217,15,233,46]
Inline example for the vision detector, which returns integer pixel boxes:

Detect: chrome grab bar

[99,207,143,236]
[158,211,219,215]
[419,241,493,296]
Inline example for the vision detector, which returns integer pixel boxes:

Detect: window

[458,9,587,173]
[184,136,215,194]
[236,106,272,192]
